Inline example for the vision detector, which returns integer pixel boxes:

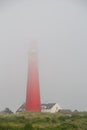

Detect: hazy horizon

[0,0,87,112]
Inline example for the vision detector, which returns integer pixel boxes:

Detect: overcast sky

[0,0,87,112]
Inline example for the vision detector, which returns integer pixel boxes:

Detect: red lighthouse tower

[25,45,41,112]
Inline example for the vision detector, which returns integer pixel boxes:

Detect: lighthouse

[25,45,41,112]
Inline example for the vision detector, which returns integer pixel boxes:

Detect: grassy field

[0,112,87,130]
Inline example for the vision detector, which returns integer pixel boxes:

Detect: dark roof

[42,103,56,109]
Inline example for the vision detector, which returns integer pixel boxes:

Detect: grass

[0,112,87,129]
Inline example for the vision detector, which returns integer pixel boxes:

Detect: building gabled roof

[16,103,25,113]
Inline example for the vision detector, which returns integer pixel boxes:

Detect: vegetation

[0,112,87,130]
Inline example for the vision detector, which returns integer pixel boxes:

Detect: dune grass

[0,112,87,129]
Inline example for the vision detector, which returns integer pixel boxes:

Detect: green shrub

[57,123,78,130]
[24,123,33,130]
[58,116,70,122]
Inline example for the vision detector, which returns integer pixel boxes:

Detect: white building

[41,103,62,113]
[16,103,62,113]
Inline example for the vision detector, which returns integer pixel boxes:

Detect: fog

[0,0,87,112]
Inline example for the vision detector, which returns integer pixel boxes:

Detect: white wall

[41,103,62,113]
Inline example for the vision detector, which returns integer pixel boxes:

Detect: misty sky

[0,0,87,112]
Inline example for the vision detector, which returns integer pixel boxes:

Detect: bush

[0,124,24,130]
[58,116,70,122]
[57,123,78,130]
[24,123,33,130]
